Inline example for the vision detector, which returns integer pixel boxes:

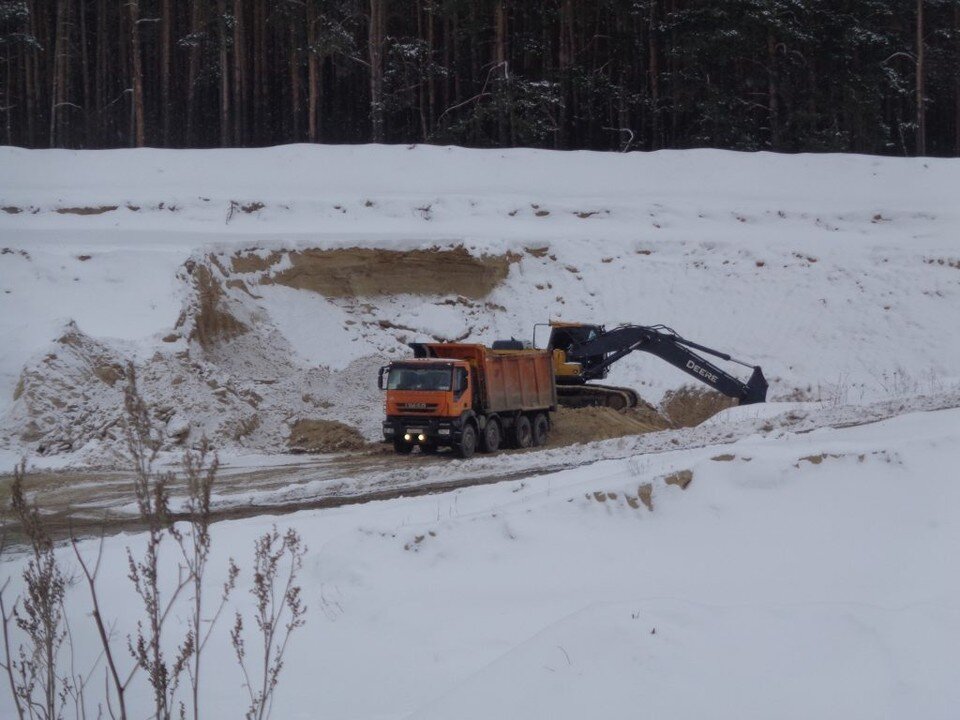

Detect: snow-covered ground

[2,403,958,719]
[2,145,959,464]
[1,145,959,718]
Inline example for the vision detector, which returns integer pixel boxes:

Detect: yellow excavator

[494,321,768,410]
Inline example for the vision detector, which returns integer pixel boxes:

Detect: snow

[2,145,960,458]
[2,405,959,719]
[254,284,380,369]
[410,602,955,720]
[1,144,959,717]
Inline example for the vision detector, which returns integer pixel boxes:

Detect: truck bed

[411,343,556,414]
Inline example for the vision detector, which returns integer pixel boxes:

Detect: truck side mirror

[378,366,387,390]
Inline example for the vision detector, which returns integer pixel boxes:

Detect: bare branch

[71,529,129,720]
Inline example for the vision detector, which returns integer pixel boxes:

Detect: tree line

[1,0,958,155]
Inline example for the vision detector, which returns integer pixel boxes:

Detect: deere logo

[686,359,719,384]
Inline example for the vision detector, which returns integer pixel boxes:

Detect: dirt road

[0,445,587,546]
[3,392,957,549]
[1,405,667,545]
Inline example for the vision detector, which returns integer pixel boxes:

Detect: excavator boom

[553,323,768,406]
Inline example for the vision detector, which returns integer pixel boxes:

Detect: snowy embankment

[1,145,960,465]
[2,404,958,719]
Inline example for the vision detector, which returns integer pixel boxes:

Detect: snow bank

[2,405,958,719]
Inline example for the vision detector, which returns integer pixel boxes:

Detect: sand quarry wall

[1,244,728,461]
[251,246,518,298]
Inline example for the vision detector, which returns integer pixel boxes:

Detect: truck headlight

[403,433,412,441]
[418,434,427,442]
[438,428,451,435]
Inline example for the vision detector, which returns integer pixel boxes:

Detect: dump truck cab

[379,358,474,452]
[379,343,556,458]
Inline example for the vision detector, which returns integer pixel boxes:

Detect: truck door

[452,366,471,415]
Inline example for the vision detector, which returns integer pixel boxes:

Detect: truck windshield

[387,367,452,391]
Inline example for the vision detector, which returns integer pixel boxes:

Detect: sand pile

[549,405,669,447]
[2,252,385,459]
[660,387,736,428]
[288,419,369,453]
[548,388,738,447]
[185,263,249,349]
[5,322,129,455]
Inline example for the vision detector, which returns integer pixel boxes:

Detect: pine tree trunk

[417,3,428,141]
[955,4,960,155]
[118,0,130,144]
[95,0,106,143]
[916,0,925,155]
[767,33,780,149]
[233,0,246,145]
[160,0,171,145]
[49,0,66,146]
[129,0,146,147]
[218,0,230,147]
[666,0,677,146]
[289,15,300,141]
[24,0,36,145]
[4,43,11,145]
[426,4,435,136]
[468,3,480,140]
[369,0,386,142]
[307,0,318,142]
[558,0,574,148]
[253,0,266,143]
[450,14,459,110]
[494,1,508,146]
[588,0,603,146]
[78,0,91,146]
[57,0,74,146]
[187,0,202,145]
[649,0,660,149]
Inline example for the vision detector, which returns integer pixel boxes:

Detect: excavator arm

[565,324,768,405]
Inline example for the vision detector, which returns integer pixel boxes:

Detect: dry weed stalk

[1,525,26,720]
[231,527,307,720]
[70,531,132,720]
[175,443,238,720]
[5,461,69,720]
[119,366,192,720]
[5,364,307,719]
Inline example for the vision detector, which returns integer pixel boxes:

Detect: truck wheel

[456,424,478,459]
[513,415,533,449]
[393,438,414,454]
[532,413,549,446]
[481,419,501,453]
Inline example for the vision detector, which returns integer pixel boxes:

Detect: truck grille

[397,403,439,413]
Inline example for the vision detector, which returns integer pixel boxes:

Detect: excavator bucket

[742,366,768,405]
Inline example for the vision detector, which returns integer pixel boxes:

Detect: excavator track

[557,384,640,411]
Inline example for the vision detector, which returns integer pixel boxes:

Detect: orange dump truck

[378,342,557,458]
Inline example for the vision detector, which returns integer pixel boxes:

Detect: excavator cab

[534,321,609,384]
